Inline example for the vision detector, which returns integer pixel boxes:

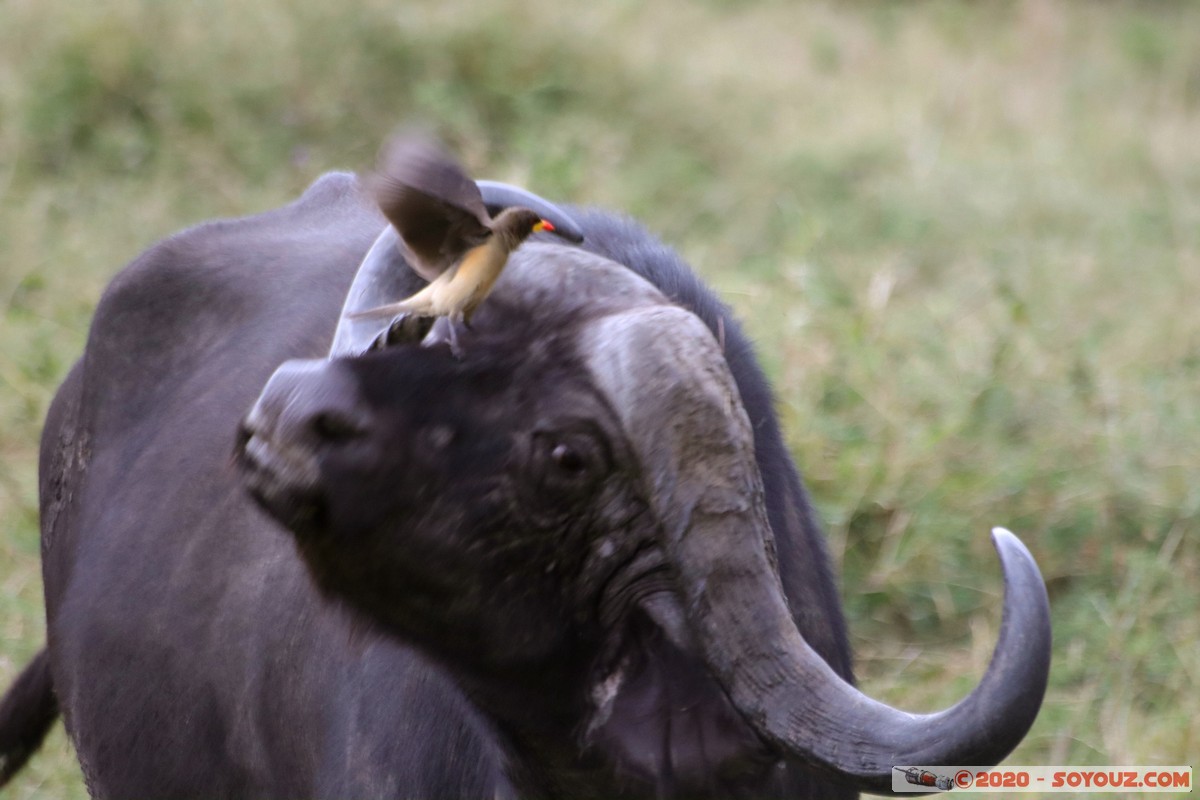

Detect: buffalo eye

[551,442,586,473]
[530,429,609,498]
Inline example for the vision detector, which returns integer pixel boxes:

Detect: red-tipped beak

[534,219,555,233]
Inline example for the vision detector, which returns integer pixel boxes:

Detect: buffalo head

[236,238,1050,796]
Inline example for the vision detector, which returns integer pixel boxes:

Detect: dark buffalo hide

[30,174,854,799]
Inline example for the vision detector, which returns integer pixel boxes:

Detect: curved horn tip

[989,524,1053,713]
[990,527,1045,584]
[991,525,1019,546]
[991,526,1027,559]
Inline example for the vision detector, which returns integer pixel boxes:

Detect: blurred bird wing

[390,187,492,280]
[377,133,490,219]
[371,135,492,279]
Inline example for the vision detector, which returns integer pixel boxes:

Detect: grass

[1,1,1197,797]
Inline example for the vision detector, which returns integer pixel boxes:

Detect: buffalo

[0,170,1050,798]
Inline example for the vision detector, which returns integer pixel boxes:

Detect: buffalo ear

[585,611,775,796]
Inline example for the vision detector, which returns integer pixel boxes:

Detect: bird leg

[445,320,464,359]
[416,316,466,359]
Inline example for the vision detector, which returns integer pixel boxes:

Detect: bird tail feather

[348,300,417,321]
[348,278,440,321]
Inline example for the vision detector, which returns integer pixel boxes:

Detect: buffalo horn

[581,305,1051,792]
[476,180,585,244]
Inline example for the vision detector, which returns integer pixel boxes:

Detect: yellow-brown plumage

[350,134,555,326]
[351,208,552,325]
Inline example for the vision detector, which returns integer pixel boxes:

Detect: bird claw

[366,313,435,352]
[364,314,467,359]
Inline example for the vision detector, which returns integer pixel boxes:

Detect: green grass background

[1,1,1196,797]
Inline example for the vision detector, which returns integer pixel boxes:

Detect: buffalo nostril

[248,359,371,452]
[309,410,367,444]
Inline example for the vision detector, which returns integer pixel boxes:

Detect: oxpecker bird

[351,134,564,331]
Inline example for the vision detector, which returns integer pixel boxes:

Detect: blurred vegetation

[1,1,1197,797]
